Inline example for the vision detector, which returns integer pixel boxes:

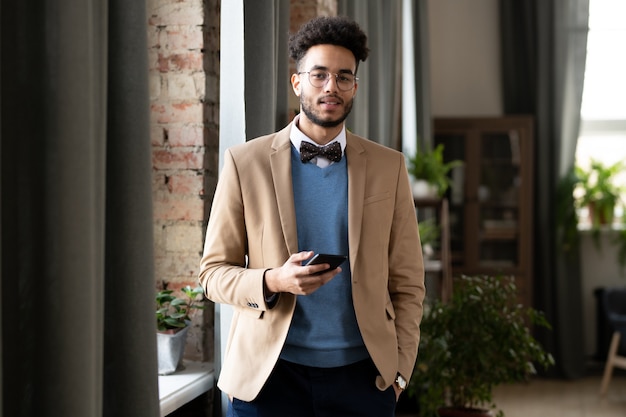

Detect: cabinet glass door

[432,116,533,307]
[434,134,466,268]
[478,130,521,269]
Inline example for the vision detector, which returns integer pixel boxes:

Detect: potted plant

[574,159,625,229]
[156,284,206,375]
[419,217,440,260]
[565,160,626,273]
[407,275,554,417]
[407,143,463,198]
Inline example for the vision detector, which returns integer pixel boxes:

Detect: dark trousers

[227,358,397,417]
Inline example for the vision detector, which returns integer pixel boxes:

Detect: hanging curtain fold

[1,0,160,415]
[411,0,433,152]
[500,0,589,378]
[339,0,431,151]
[244,0,291,139]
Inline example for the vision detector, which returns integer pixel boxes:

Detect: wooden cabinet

[433,116,534,306]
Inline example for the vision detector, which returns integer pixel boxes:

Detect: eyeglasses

[298,70,358,91]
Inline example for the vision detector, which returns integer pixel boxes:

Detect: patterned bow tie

[300,141,342,163]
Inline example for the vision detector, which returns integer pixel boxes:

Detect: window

[575,0,626,224]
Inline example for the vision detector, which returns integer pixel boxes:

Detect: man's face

[292,44,358,129]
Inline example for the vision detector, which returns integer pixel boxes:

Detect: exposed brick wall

[147,0,219,362]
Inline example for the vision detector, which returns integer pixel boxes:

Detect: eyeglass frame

[297,69,359,91]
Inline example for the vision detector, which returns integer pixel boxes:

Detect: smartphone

[305,253,347,274]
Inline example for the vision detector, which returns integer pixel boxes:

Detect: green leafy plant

[575,159,625,230]
[419,218,441,248]
[408,144,463,197]
[418,217,441,260]
[156,285,206,332]
[408,275,554,417]
[562,159,626,273]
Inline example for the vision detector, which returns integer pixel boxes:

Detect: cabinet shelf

[481,232,518,240]
[478,202,519,208]
[478,260,516,269]
[481,158,520,165]
[415,197,452,302]
[424,259,443,272]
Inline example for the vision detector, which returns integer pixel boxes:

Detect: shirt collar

[290,114,347,167]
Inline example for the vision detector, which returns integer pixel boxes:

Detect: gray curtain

[412,0,433,152]
[1,0,160,415]
[244,0,291,139]
[338,0,431,152]
[338,0,402,149]
[500,0,589,378]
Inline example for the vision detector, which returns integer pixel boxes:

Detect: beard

[299,91,353,128]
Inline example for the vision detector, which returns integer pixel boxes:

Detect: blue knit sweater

[280,147,368,367]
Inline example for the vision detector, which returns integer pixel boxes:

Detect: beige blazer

[199,123,425,401]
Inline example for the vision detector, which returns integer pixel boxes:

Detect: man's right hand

[263,251,342,296]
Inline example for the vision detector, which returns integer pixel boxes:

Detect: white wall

[579,231,626,357]
[427,0,502,116]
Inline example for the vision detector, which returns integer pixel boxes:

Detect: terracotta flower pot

[587,201,615,226]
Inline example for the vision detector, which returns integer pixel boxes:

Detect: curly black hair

[289,16,369,72]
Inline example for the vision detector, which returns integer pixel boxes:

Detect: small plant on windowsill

[156,284,206,375]
[574,159,625,231]
[156,285,206,332]
[568,159,626,274]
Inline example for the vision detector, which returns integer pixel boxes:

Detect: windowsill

[577,224,625,233]
[159,361,215,416]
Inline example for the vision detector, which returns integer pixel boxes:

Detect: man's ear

[291,73,301,97]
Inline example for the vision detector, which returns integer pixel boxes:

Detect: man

[199,15,425,417]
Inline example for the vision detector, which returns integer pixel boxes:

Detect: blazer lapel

[346,133,366,281]
[270,124,299,255]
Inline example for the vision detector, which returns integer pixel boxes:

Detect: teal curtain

[1,0,160,415]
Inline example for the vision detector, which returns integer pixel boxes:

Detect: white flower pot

[412,179,438,199]
[157,325,190,375]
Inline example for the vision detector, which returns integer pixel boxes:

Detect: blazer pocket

[237,305,264,320]
[364,191,391,206]
[385,300,396,320]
